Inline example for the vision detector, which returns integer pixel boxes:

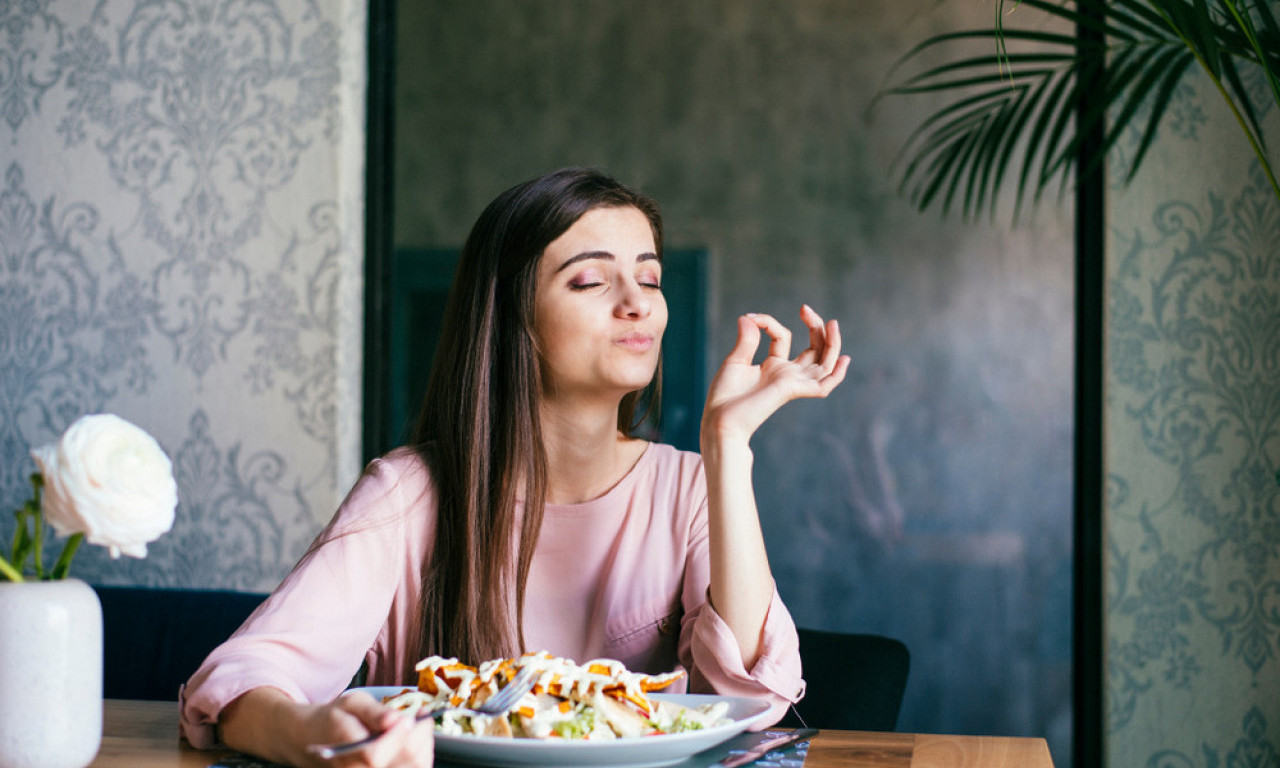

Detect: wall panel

[0,0,368,590]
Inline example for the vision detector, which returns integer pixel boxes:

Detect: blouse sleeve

[179,456,418,749]
[675,459,805,729]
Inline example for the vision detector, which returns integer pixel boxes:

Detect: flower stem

[50,534,83,580]
[30,475,44,579]
[31,513,44,579]
[10,506,31,575]
[0,555,23,583]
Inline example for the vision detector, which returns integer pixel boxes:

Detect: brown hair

[408,167,664,670]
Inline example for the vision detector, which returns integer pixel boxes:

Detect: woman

[180,167,849,767]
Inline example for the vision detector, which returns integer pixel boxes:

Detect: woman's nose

[615,278,651,319]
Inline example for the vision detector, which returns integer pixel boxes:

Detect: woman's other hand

[219,687,434,768]
[702,304,850,445]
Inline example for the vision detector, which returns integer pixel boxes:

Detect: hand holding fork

[307,665,540,760]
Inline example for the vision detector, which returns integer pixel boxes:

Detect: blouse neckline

[543,441,656,515]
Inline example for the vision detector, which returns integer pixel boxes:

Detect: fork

[307,665,540,759]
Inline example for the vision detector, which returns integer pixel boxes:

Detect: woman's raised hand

[702,305,850,445]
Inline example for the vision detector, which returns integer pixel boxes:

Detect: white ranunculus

[30,414,178,559]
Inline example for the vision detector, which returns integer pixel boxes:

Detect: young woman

[180,168,849,767]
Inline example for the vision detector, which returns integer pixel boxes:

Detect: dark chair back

[779,628,910,731]
[93,585,267,701]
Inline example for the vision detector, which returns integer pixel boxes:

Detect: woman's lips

[615,332,655,351]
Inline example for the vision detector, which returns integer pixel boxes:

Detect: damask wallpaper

[1105,70,1280,767]
[0,0,367,590]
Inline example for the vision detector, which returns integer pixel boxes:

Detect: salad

[381,651,732,740]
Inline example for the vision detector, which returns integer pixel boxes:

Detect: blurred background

[6,2,1278,768]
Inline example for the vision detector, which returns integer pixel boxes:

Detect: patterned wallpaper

[1105,68,1280,767]
[0,0,367,590]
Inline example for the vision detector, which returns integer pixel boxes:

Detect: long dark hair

[408,167,664,670]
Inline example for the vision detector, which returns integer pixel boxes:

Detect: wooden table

[93,699,1055,767]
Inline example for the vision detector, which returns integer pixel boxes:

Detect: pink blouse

[180,442,804,748]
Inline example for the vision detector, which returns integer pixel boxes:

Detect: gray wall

[393,1,1075,762]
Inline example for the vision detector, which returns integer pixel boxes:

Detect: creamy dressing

[392,652,719,740]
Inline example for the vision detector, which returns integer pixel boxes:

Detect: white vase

[0,579,103,768]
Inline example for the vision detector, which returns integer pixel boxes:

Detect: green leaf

[1036,67,1089,196]
[956,117,1000,217]
[916,116,985,212]
[1105,0,1183,41]
[1218,51,1269,153]
[889,66,1064,97]
[880,0,1280,221]
[969,89,1023,219]
[987,83,1044,221]
[1121,52,1197,184]
[898,91,1022,212]
[1246,1,1280,70]
[1014,68,1074,221]
[895,88,1020,185]
[882,28,1078,83]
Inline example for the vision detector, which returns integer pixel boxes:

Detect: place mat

[208,756,284,768]
[658,728,812,768]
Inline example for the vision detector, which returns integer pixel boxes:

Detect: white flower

[30,414,178,559]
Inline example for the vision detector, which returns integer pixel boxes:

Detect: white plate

[348,687,771,768]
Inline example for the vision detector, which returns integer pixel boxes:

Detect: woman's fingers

[323,694,430,767]
[724,315,764,365]
[800,304,827,363]
[819,355,852,396]
[819,318,842,373]
[371,716,430,768]
[369,716,433,768]
[729,305,848,394]
[746,312,792,360]
[336,692,400,735]
[404,717,435,766]
[781,305,847,398]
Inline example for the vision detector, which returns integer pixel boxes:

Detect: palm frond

[878,0,1280,221]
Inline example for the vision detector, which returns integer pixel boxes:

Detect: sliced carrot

[603,684,649,710]
[640,671,684,692]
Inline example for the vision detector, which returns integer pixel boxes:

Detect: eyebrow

[553,250,660,273]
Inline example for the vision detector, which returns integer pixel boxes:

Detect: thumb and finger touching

[706,306,850,441]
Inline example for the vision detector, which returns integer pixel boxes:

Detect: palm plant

[879,0,1280,222]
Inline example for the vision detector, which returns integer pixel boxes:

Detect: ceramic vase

[0,579,103,768]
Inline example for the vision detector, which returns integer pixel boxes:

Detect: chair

[93,585,267,701]
[779,628,910,731]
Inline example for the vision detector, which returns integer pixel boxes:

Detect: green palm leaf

[880,0,1280,222]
